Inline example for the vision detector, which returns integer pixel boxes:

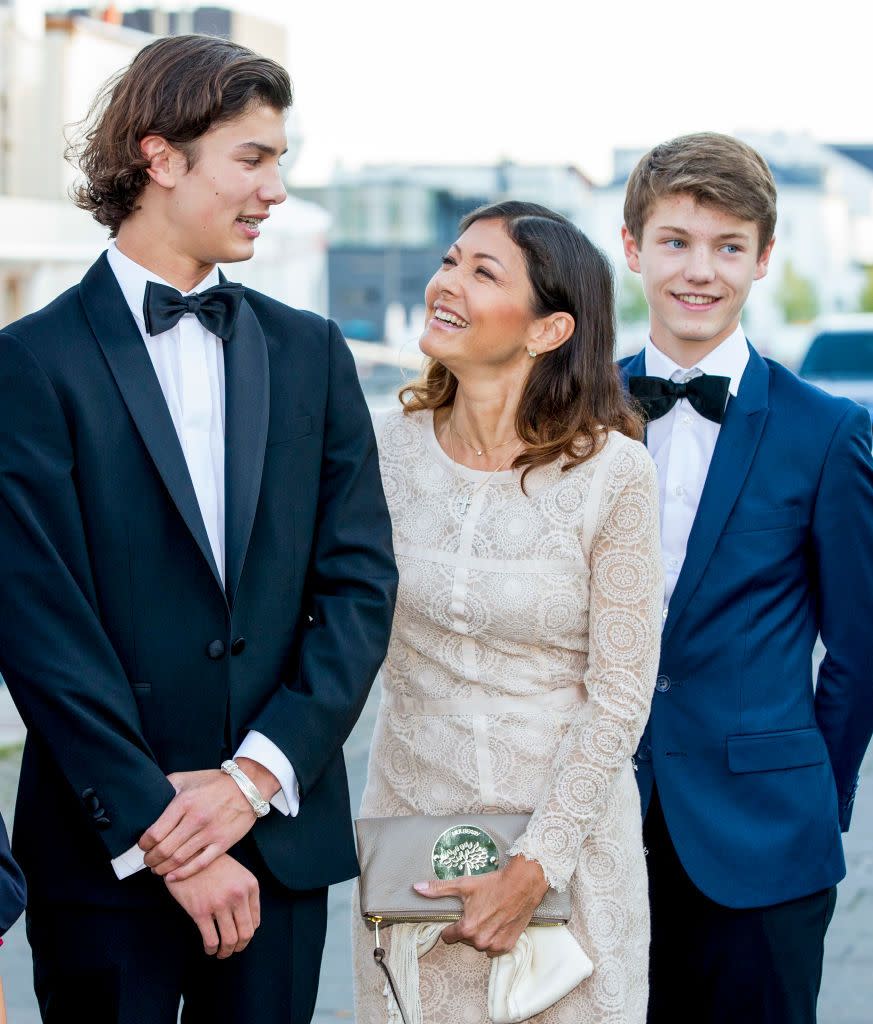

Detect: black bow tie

[628,373,731,424]
[143,280,245,339]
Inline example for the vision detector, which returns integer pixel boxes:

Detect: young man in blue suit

[620,133,873,1023]
[0,35,397,1023]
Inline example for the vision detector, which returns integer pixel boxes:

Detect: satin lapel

[223,297,269,606]
[80,254,224,593]
[662,345,770,645]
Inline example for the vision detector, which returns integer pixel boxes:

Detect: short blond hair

[623,133,777,256]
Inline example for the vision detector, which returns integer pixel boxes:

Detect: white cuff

[235,731,300,816]
[111,843,146,879]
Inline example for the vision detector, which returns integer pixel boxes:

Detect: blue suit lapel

[663,344,770,644]
[223,298,269,607]
[80,253,225,595]
[620,349,648,442]
[619,349,647,384]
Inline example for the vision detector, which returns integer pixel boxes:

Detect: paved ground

[2,677,872,1023]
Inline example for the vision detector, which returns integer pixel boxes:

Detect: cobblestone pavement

[2,679,871,1023]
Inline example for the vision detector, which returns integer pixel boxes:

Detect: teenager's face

[167,103,288,265]
[622,194,774,363]
[420,219,540,376]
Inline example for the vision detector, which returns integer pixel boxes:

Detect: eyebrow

[656,224,752,241]
[233,141,289,157]
[450,242,506,271]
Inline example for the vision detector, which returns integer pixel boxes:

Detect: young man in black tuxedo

[0,35,397,1023]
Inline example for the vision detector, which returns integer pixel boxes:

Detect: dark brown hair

[68,34,292,236]
[623,132,777,255]
[401,201,643,488]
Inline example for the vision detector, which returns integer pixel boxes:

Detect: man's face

[622,193,774,362]
[166,102,288,266]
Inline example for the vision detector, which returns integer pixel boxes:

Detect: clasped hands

[413,854,549,957]
[137,758,279,960]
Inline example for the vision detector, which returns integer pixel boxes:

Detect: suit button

[655,675,671,692]
[94,816,111,830]
[206,640,226,660]
[230,637,246,656]
[81,788,101,812]
[637,744,652,762]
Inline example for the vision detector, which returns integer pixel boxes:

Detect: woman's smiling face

[420,218,540,375]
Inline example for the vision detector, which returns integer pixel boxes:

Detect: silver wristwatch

[220,759,271,818]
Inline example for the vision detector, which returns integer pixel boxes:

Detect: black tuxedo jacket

[0,253,398,906]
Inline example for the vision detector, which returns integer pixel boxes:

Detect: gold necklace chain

[446,416,522,514]
[450,409,518,458]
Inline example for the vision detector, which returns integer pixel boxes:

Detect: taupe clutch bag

[355,814,589,1024]
[355,812,571,927]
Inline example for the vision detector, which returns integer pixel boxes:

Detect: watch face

[431,825,500,880]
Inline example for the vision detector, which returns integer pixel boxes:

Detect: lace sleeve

[510,438,663,890]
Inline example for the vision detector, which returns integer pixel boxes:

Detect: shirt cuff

[111,843,147,880]
[235,731,299,816]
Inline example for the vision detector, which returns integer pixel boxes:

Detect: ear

[139,135,183,189]
[529,311,575,356]
[621,224,641,274]
[753,236,775,281]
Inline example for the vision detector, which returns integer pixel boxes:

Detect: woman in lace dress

[354,201,663,1024]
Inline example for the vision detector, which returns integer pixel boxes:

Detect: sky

[128,1,872,185]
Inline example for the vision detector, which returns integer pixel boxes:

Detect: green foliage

[858,267,873,313]
[618,273,650,325]
[776,260,819,323]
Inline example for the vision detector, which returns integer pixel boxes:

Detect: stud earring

[528,348,537,358]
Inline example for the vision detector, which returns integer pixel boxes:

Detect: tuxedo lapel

[79,254,224,594]
[223,298,269,606]
[663,344,770,644]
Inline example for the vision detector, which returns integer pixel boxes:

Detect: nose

[426,267,458,311]
[259,164,287,206]
[684,246,715,283]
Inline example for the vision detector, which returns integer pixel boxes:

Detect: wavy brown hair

[401,201,643,488]
[67,34,292,236]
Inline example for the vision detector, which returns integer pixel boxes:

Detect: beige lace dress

[353,409,662,1024]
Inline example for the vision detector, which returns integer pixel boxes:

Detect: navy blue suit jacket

[0,253,398,906]
[621,342,873,908]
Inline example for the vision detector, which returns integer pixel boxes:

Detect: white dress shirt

[105,244,299,880]
[643,324,749,613]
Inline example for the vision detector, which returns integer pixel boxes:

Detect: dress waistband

[382,684,587,717]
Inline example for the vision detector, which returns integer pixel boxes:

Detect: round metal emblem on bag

[432,825,500,879]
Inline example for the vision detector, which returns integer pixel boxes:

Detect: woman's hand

[413,854,550,957]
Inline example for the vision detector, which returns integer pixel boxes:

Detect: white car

[797,314,873,420]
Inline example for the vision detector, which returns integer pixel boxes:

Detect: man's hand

[165,853,260,959]
[413,854,549,957]
[139,758,280,881]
